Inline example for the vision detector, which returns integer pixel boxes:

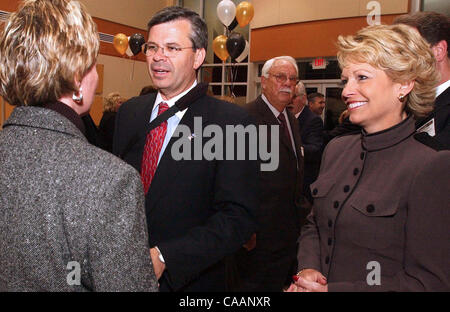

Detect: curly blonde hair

[0,0,99,106]
[103,92,125,112]
[337,24,439,118]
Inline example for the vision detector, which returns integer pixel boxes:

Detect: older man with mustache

[233,56,307,291]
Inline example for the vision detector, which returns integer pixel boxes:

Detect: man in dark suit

[394,12,450,149]
[288,81,324,204]
[234,56,306,291]
[113,7,258,291]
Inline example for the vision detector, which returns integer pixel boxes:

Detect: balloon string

[130,59,135,81]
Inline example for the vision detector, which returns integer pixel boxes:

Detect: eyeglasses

[142,43,193,58]
[268,73,299,84]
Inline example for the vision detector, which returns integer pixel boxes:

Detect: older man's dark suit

[416,86,450,149]
[113,92,258,292]
[234,95,305,291]
[297,106,324,204]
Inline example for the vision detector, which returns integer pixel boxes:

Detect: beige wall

[97,55,151,101]
[79,0,175,30]
[251,0,409,29]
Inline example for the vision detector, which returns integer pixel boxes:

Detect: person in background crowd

[307,92,326,117]
[0,0,158,291]
[288,81,324,205]
[113,6,258,292]
[287,24,450,292]
[233,56,306,292]
[394,12,450,149]
[99,92,126,152]
[139,85,158,96]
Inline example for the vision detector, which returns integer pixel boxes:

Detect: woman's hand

[296,268,327,284]
[284,269,328,292]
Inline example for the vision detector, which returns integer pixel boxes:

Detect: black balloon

[226,32,246,61]
[228,17,238,31]
[129,33,145,56]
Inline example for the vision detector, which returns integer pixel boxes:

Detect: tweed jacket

[0,106,158,292]
[297,116,450,291]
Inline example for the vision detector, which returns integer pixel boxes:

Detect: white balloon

[235,40,249,63]
[217,0,236,27]
[125,36,133,57]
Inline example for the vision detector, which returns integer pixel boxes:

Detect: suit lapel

[255,97,295,154]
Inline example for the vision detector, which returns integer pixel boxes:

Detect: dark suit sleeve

[302,116,324,163]
[112,103,124,157]
[157,113,259,290]
[328,151,450,291]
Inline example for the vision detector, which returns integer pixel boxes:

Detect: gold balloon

[113,33,128,56]
[236,2,254,28]
[213,35,229,62]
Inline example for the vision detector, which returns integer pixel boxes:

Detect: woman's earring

[398,93,406,102]
[72,87,83,103]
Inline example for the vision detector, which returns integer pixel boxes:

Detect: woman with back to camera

[0,0,157,291]
[286,24,449,292]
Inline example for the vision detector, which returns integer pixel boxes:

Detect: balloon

[125,36,133,57]
[236,2,254,28]
[213,35,229,62]
[129,33,146,56]
[226,32,246,61]
[113,33,128,55]
[235,40,249,63]
[217,0,236,27]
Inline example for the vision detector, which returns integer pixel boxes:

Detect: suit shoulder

[413,132,448,151]
[202,95,254,122]
[120,94,155,113]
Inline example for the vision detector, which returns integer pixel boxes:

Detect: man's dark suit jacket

[416,86,450,149]
[98,111,117,152]
[297,106,324,204]
[234,95,306,291]
[113,92,258,291]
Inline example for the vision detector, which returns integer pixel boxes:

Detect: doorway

[303,80,346,131]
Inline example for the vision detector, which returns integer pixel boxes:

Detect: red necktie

[140,102,169,194]
[278,113,291,142]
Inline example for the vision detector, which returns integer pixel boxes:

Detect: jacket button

[328,238,332,245]
[333,201,339,209]
[312,188,318,195]
[366,204,375,213]
[328,220,333,227]
[353,168,359,175]
[344,185,350,192]
[325,256,330,264]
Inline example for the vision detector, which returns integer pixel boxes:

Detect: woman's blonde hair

[103,92,125,112]
[0,0,99,106]
[337,24,439,118]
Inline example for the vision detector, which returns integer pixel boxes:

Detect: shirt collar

[295,106,305,119]
[436,79,450,98]
[154,80,197,119]
[261,94,287,120]
[43,101,85,135]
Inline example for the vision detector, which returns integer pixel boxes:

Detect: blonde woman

[287,24,450,292]
[99,92,126,152]
[0,0,157,291]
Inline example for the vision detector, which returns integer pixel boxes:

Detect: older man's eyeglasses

[143,43,193,58]
[268,73,299,84]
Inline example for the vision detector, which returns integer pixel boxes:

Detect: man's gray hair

[295,81,306,96]
[261,56,298,78]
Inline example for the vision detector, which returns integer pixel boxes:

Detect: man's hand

[243,233,256,251]
[150,247,166,280]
